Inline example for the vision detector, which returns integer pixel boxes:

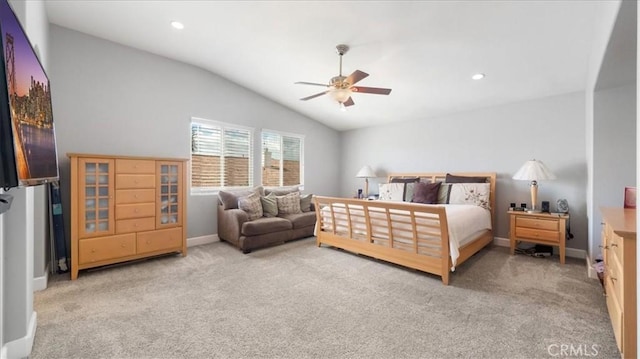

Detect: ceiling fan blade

[352,86,392,95]
[346,70,369,85]
[295,81,330,87]
[343,97,355,107]
[300,91,329,101]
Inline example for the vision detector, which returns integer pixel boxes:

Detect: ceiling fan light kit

[295,44,392,109]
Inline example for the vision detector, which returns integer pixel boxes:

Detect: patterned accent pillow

[378,183,405,201]
[260,193,278,217]
[238,192,263,220]
[448,183,490,209]
[276,192,302,214]
[300,193,313,212]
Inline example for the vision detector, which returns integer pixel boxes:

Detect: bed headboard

[387,172,497,223]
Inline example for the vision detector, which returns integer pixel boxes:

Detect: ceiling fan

[295,44,392,110]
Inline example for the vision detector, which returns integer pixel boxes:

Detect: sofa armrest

[217,203,249,243]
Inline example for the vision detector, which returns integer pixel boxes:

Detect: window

[261,130,304,187]
[190,118,253,194]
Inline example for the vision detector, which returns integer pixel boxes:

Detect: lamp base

[527,209,542,214]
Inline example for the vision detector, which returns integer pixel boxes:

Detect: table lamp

[512,159,556,213]
[356,165,376,198]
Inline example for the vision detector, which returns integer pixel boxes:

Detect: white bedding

[317,203,491,269]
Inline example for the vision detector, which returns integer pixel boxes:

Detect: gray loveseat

[217,186,316,253]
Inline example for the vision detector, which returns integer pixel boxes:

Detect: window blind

[191,119,253,193]
[261,130,304,187]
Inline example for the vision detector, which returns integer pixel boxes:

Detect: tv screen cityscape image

[0,0,58,185]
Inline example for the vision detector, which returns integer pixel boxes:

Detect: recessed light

[171,21,184,30]
[472,73,485,80]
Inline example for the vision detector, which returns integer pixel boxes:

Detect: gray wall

[2,1,48,356]
[593,84,636,259]
[339,92,588,250]
[589,0,637,261]
[49,25,340,242]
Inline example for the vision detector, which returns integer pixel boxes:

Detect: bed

[313,172,496,285]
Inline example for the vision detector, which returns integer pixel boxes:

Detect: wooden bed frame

[314,173,496,285]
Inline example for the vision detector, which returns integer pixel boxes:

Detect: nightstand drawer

[515,227,560,242]
[515,217,558,231]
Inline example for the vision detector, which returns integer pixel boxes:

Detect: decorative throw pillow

[238,192,263,220]
[378,183,405,201]
[445,174,486,184]
[265,186,299,196]
[437,183,452,204]
[390,177,420,202]
[404,183,417,202]
[300,193,313,212]
[448,183,491,209]
[412,182,442,204]
[218,186,264,210]
[261,193,278,217]
[276,192,302,214]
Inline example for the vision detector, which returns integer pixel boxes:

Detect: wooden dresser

[68,154,188,280]
[601,207,636,358]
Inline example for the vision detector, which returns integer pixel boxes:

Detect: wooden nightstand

[508,211,569,264]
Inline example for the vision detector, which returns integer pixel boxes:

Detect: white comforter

[441,205,492,267]
[318,203,491,268]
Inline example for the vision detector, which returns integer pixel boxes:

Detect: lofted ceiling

[45,1,603,131]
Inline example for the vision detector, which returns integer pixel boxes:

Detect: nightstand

[508,211,569,264]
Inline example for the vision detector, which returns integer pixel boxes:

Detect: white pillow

[448,183,490,209]
[378,183,405,201]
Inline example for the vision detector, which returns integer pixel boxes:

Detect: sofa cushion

[241,217,292,236]
[238,192,263,220]
[279,212,316,229]
[219,186,264,210]
[264,186,299,196]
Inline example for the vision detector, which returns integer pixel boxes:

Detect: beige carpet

[32,238,618,358]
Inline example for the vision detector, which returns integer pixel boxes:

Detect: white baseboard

[493,237,587,259]
[586,253,598,280]
[187,234,219,247]
[33,265,49,292]
[1,345,7,359]
[4,311,36,359]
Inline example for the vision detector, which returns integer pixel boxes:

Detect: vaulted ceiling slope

[45,1,602,131]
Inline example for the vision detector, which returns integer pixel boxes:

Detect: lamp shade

[512,160,556,181]
[356,165,376,178]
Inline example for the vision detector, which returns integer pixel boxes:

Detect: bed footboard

[313,196,452,284]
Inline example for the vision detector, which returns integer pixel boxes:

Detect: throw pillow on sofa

[261,193,278,217]
[219,186,264,210]
[276,192,302,214]
[300,193,313,212]
[238,192,263,220]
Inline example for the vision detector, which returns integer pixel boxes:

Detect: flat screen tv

[0,0,59,189]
